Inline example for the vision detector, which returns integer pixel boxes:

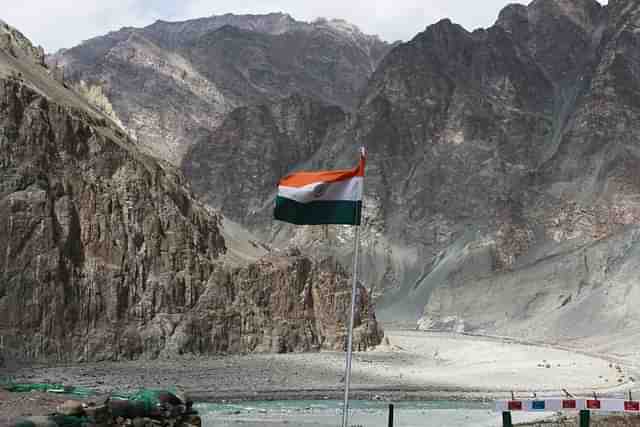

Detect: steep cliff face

[182,94,347,228]
[50,14,391,164]
[333,16,560,316]
[0,20,45,67]
[0,24,381,362]
[413,0,640,349]
[496,0,605,84]
[195,252,381,355]
[0,62,223,361]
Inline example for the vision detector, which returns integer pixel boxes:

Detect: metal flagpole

[342,224,360,427]
[342,209,362,427]
[341,146,366,427]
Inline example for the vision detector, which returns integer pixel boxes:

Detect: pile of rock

[7,390,201,427]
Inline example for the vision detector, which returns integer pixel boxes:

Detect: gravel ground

[2,330,631,409]
[0,390,102,419]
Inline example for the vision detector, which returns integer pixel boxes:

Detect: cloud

[5,0,609,52]
[4,0,168,52]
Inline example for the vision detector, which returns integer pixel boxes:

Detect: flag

[274,149,365,225]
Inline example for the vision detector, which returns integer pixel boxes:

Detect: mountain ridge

[51,13,392,164]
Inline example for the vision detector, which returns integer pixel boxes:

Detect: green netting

[0,382,95,397]
[50,415,89,427]
[110,387,179,413]
[10,415,86,427]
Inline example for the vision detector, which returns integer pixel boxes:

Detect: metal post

[388,404,394,427]
[341,225,361,427]
[502,411,513,427]
[579,410,590,427]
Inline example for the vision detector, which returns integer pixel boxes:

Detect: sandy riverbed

[3,330,632,406]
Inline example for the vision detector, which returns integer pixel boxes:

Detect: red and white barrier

[496,399,640,413]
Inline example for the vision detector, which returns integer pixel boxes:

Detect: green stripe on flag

[274,196,362,225]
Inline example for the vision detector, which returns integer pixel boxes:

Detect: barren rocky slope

[183,93,348,228]
[50,13,391,164]
[354,0,640,350]
[184,0,640,354]
[0,21,381,363]
[419,0,640,348]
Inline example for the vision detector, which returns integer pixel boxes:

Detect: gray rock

[0,21,382,362]
[83,404,110,423]
[57,400,84,416]
[0,21,45,65]
[51,14,392,164]
[183,94,347,228]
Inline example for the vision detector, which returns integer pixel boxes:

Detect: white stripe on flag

[278,177,363,203]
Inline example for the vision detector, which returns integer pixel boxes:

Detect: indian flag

[274,150,365,225]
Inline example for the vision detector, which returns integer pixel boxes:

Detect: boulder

[57,400,84,416]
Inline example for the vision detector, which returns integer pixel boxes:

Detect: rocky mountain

[183,93,347,227]
[179,0,640,355]
[185,2,566,300]
[49,13,391,164]
[0,21,381,362]
[360,0,640,352]
[23,0,640,358]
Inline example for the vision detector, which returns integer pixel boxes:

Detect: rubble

[4,390,201,427]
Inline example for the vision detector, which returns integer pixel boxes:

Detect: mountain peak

[143,12,303,42]
[421,18,470,40]
[0,20,45,65]
[311,17,384,45]
[497,0,604,34]
[142,13,386,44]
[313,17,361,34]
[497,3,529,22]
[529,0,604,31]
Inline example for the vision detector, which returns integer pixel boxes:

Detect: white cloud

[3,0,609,52]
[4,0,169,51]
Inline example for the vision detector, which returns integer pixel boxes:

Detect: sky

[4,0,608,53]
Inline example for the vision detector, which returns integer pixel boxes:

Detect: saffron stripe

[278,157,365,188]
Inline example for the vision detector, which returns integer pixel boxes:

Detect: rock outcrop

[199,252,381,354]
[0,22,381,362]
[0,20,45,66]
[182,93,347,228]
